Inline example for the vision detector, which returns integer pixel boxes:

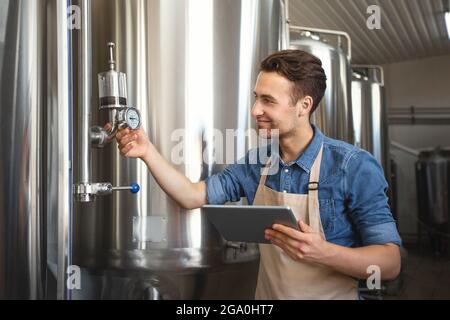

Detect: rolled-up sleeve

[205,163,246,205]
[345,150,402,246]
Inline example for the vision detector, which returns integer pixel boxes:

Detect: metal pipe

[388,115,450,125]
[280,0,290,49]
[389,106,450,124]
[390,107,450,115]
[289,25,352,61]
[76,0,93,202]
[352,64,384,86]
[56,0,73,300]
[390,141,420,157]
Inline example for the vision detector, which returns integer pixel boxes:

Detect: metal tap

[74,42,141,202]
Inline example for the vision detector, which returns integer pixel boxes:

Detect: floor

[384,242,450,300]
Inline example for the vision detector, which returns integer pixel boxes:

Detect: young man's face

[252,71,307,138]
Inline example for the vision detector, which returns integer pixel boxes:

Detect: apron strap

[258,156,275,187]
[307,145,324,233]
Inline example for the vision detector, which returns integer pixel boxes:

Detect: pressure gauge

[124,108,141,130]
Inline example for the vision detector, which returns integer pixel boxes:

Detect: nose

[251,101,264,118]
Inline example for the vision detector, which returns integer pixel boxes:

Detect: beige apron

[254,145,359,300]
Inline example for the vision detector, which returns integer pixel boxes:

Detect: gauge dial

[125,108,141,130]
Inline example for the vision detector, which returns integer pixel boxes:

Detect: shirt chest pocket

[319,199,336,233]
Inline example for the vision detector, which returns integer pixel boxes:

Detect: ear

[297,96,314,117]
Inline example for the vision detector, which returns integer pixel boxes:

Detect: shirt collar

[270,124,324,173]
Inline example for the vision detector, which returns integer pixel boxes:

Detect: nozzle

[108,42,116,70]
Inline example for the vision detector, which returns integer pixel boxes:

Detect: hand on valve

[104,123,151,159]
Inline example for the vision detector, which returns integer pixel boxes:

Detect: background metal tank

[73,0,282,299]
[416,148,450,255]
[351,65,394,224]
[288,28,354,144]
[0,0,72,299]
[351,66,390,172]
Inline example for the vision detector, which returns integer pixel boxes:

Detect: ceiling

[289,0,450,64]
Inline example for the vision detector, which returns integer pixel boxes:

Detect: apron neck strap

[307,144,324,233]
[259,156,273,186]
[308,144,323,188]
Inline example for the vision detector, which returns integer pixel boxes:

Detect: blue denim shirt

[206,125,402,248]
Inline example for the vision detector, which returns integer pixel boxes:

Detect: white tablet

[202,205,299,244]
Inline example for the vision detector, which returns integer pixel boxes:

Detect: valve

[74,182,140,201]
[112,182,140,194]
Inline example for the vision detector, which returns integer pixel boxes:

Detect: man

[114,50,401,300]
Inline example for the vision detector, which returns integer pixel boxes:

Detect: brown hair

[260,50,327,114]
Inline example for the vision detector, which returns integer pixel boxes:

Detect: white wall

[384,54,450,109]
[383,54,450,242]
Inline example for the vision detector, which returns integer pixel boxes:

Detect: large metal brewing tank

[351,66,389,171]
[0,0,72,299]
[73,0,282,299]
[416,149,450,226]
[288,31,354,144]
[416,149,450,254]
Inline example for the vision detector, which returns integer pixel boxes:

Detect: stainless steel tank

[0,0,72,299]
[288,28,354,144]
[416,149,450,225]
[72,0,282,299]
[351,66,394,221]
[416,148,450,255]
[351,66,389,171]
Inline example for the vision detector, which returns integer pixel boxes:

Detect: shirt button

[284,169,289,173]
[283,190,287,193]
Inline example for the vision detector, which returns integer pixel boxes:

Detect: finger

[116,130,124,140]
[118,134,137,148]
[267,229,303,250]
[272,236,306,259]
[133,127,145,135]
[104,123,112,131]
[299,221,314,233]
[270,237,289,252]
[116,128,130,140]
[120,142,134,156]
[109,130,117,140]
[271,238,303,261]
[272,224,310,242]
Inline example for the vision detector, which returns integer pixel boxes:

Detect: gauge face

[125,108,141,130]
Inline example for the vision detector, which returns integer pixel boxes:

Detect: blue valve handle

[130,182,140,194]
[111,183,140,194]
